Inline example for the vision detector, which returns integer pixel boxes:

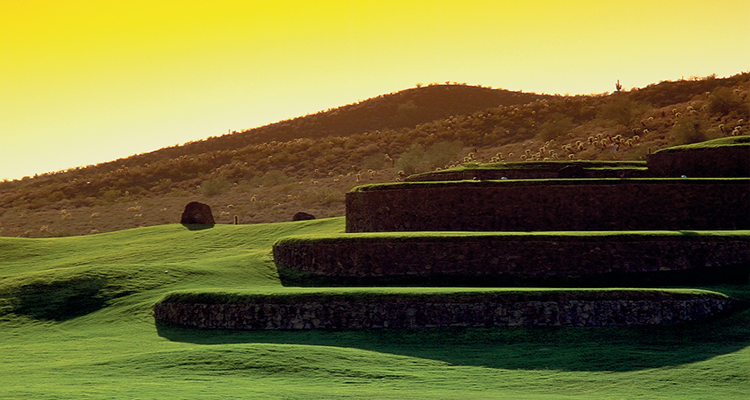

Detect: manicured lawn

[1,217,748,399]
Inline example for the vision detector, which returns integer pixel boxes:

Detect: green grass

[654,135,750,153]
[158,287,731,305]
[1,217,749,399]
[431,160,647,171]
[406,160,648,181]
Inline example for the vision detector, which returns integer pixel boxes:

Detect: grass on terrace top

[433,160,646,171]
[159,287,730,305]
[406,160,647,180]
[274,230,750,244]
[349,177,750,192]
[654,135,750,153]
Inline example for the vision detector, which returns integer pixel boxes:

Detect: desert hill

[0,74,747,237]
[197,84,551,149]
[65,84,551,169]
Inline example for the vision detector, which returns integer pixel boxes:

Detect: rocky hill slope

[0,74,747,237]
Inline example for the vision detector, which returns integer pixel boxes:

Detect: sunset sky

[2,1,748,181]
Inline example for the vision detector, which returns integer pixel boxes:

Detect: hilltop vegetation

[0,74,748,237]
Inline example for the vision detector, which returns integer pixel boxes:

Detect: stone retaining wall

[648,146,750,177]
[272,234,750,282]
[154,295,735,330]
[346,179,750,232]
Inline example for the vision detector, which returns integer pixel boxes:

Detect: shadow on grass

[6,277,113,321]
[181,223,215,231]
[156,285,750,372]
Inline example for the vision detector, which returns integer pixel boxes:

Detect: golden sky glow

[1,0,749,180]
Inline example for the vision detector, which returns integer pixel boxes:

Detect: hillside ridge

[62,84,550,171]
[0,73,748,237]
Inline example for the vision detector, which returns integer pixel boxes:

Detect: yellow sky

[1,0,748,180]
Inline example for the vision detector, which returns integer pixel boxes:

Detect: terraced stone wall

[648,146,750,177]
[272,234,750,283]
[346,179,750,232]
[154,294,735,330]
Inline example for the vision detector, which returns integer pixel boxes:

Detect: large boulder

[181,202,215,225]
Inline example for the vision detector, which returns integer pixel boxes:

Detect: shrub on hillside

[394,141,463,174]
[360,154,385,170]
[672,116,707,145]
[397,100,418,115]
[395,144,426,175]
[249,170,291,187]
[150,178,173,194]
[423,141,463,169]
[200,177,231,196]
[598,94,648,129]
[539,114,574,141]
[706,86,743,116]
[299,188,345,206]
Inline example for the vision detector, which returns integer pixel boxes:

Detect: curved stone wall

[648,145,750,177]
[154,292,735,330]
[272,233,750,284]
[346,179,750,232]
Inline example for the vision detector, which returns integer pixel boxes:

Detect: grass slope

[1,218,748,399]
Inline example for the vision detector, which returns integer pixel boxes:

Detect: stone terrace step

[346,178,750,233]
[648,136,750,177]
[273,231,750,286]
[154,289,736,330]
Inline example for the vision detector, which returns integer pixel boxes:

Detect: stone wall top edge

[157,289,731,306]
[274,232,750,245]
[350,178,750,192]
[651,143,750,155]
